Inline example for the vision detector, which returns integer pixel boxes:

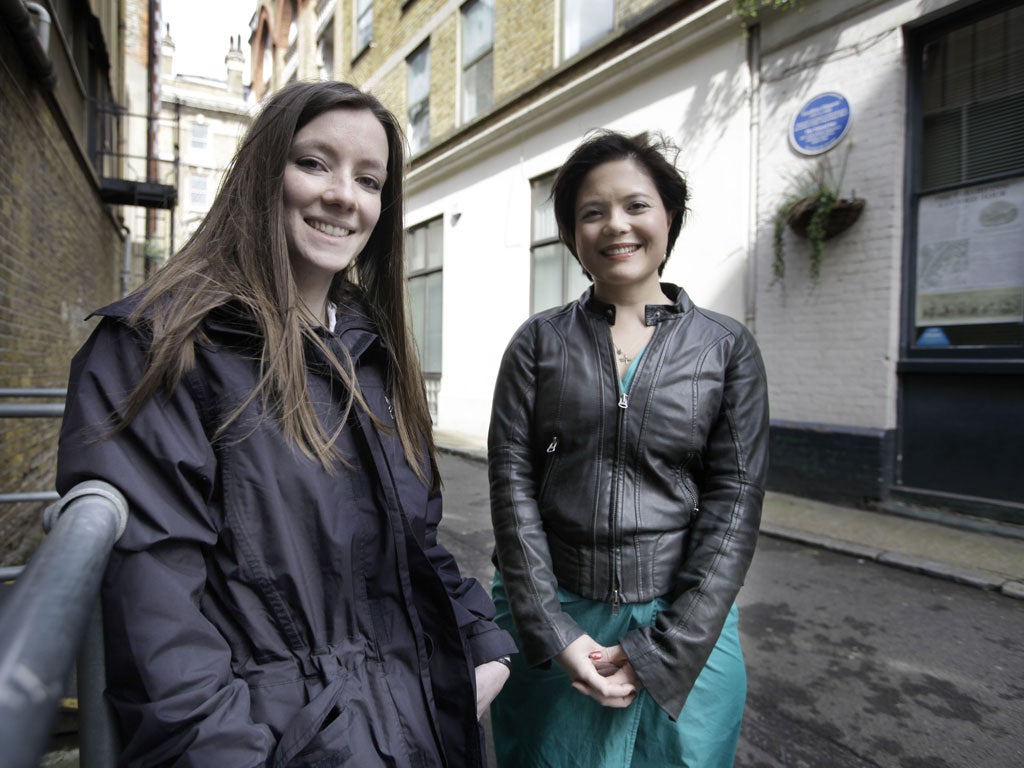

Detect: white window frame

[460,0,494,123]
[407,43,430,154]
[355,0,373,56]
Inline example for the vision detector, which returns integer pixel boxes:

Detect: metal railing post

[77,600,121,768]
[0,481,127,768]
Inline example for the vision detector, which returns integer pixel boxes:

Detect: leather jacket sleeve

[57,318,276,767]
[488,319,586,665]
[619,320,769,719]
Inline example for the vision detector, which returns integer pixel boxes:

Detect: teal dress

[490,351,747,768]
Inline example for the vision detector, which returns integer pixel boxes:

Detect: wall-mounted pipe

[121,224,133,297]
[0,0,57,89]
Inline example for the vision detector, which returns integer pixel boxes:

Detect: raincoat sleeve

[421,469,519,665]
[56,317,276,768]
[487,319,585,666]
[619,321,770,719]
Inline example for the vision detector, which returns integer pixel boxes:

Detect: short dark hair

[552,130,689,275]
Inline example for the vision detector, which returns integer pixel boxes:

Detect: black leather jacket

[488,283,769,718]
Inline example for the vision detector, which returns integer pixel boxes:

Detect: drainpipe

[121,224,132,297]
[0,0,57,89]
[744,22,762,332]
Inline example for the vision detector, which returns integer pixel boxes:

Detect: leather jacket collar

[580,282,693,325]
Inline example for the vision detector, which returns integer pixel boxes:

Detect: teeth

[309,220,351,237]
[605,244,638,255]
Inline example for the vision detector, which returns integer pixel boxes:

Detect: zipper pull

[546,436,559,453]
[384,393,395,419]
[611,589,621,615]
[618,392,629,409]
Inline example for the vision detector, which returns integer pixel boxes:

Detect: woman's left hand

[590,645,643,690]
[474,659,512,720]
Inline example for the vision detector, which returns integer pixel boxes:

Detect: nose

[322,176,357,209]
[603,207,628,234]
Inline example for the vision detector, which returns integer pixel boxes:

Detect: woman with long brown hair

[57,80,514,767]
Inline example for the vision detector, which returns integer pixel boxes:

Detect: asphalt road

[435,451,1024,768]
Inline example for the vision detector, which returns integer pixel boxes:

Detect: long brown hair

[121,81,436,482]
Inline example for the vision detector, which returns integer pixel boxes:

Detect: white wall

[406,12,751,440]
[752,0,962,431]
[406,0,979,442]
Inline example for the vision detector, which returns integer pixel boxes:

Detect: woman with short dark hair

[488,129,769,767]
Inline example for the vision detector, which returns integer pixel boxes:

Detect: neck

[294,279,332,328]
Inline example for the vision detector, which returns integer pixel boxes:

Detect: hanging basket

[787,196,866,240]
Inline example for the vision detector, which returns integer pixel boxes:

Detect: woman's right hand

[554,634,638,708]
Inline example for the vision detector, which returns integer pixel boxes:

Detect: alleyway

[436,452,1024,768]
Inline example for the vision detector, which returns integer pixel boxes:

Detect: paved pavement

[434,429,1024,600]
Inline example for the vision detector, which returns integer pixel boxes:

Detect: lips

[307,218,353,237]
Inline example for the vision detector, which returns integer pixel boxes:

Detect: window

[407,43,430,153]
[189,173,209,209]
[562,0,613,59]
[908,2,1024,352]
[531,173,590,312]
[318,33,334,80]
[355,0,373,55]
[190,122,208,152]
[406,217,444,418]
[461,0,494,122]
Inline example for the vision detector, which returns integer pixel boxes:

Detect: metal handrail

[0,389,66,418]
[0,389,67,398]
[0,481,127,768]
[0,389,66,502]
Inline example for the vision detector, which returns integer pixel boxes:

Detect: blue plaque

[790,92,852,155]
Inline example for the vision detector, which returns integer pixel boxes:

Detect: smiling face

[282,107,389,313]
[573,158,675,300]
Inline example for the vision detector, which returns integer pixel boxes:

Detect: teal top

[620,345,647,393]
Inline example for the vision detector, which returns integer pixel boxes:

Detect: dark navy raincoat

[56,298,516,768]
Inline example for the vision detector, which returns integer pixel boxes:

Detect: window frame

[354,0,373,57]
[405,216,444,375]
[407,42,431,154]
[530,171,589,313]
[188,172,209,210]
[561,0,614,60]
[902,0,1024,361]
[460,0,494,123]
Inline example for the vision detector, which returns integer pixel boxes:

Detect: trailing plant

[734,0,798,21]
[772,147,863,282]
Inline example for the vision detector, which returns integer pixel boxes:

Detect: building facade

[124,25,253,272]
[1,0,133,565]
[252,0,1022,525]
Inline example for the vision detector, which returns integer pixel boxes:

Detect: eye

[295,156,327,172]
[357,175,383,192]
[579,207,602,221]
[628,200,652,212]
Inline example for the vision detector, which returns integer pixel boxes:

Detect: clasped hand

[555,634,641,708]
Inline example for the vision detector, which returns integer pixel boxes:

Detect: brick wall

[494,0,554,101]
[754,4,906,431]
[430,16,459,138]
[0,30,123,566]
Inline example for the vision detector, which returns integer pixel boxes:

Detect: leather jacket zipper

[607,322,658,615]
